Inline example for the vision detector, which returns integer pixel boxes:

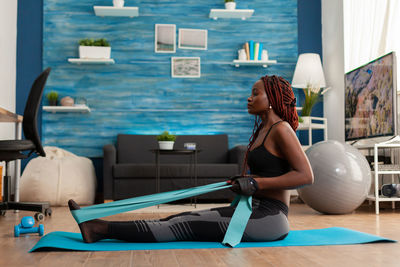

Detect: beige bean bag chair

[20,146,97,206]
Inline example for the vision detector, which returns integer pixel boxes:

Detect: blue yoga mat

[30,227,395,252]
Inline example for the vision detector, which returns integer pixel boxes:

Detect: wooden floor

[1,202,400,267]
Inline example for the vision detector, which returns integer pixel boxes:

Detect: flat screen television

[345,52,397,141]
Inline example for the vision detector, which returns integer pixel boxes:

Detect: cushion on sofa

[117,134,229,164]
[113,163,239,179]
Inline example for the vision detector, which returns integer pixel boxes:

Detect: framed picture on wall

[178,29,208,50]
[171,57,201,78]
[155,24,176,53]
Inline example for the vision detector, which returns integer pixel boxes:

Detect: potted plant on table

[300,84,322,125]
[225,0,236,10]
[78,38,111,59]
[46,91,59,106]
[157,131,176,150]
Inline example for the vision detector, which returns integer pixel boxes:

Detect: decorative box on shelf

[43,105,91,113]
[93,6,139,17]
[232,59,277,68]
[209,9,254,20]
[68,58,115,65]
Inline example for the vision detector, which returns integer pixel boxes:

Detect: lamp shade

[291,53,326,88]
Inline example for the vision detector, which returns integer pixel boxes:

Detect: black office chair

[0,67,52,221]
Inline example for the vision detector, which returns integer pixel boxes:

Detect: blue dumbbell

[14,216,44,237]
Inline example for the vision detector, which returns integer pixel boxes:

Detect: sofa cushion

[117,134,229,164]
[113,163,239,178]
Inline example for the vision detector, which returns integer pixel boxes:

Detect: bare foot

[68,199,108,243]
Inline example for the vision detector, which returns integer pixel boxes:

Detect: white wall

[0,0,18,178]
[0,0,18,137]
[322,0,345,142]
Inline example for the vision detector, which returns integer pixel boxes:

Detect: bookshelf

[43,105,91,113]
[68,58,115,65]
[209,9,254,20]
[93,6,139,17]
[232,59,277,68]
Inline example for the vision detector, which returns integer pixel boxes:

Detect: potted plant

[156,131,176,150]
[46,91,59,106]
[300,84,321,125]
[225,0,236,10]
[79,38,111,59]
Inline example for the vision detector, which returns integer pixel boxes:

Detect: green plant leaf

[156,131,176,141]
[301,87,321,116]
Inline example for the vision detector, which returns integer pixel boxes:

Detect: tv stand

[357,135,400,214]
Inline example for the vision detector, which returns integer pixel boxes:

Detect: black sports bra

[247,121,291,177]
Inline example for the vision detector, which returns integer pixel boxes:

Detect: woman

[68,75,313,243]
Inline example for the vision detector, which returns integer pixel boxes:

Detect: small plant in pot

[225,0,236,10]
[46,91,59,106]
[78,38,111,59]
[300,83,322,125]
[156,131,176,150]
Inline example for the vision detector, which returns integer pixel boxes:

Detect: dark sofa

[103,134,247,201]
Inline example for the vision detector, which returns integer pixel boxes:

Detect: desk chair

[0,68,52,221]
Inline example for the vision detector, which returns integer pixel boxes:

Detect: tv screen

[345,52,397,141]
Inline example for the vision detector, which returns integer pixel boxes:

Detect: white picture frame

[178,28,208,50]
[155,24,176,53]
[171,57,201,78]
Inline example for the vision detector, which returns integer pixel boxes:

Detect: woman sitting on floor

[68,75,314,243]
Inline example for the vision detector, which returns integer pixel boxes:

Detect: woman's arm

[254,122,314,191]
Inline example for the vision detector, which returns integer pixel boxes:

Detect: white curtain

[344,0,400,89]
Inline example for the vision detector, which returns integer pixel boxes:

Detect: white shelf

[68,58,115,64]
[209,9,254,20]
[297,123,326,130]
[232,59,277,68]
[43,105,91,113]
[297,116,328,147]
[93,6,139,17]
[367,195,400,202]
[367,135,400,214]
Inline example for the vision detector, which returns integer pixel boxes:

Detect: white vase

[79,46,111,59]
[159,141,174,150]
[225,2,236,10]
[238,49,247,60]
[261,50,269,61]
[301,116,311,126]
[113,0,124,8]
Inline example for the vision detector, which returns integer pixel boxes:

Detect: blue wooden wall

[42,0,298,157]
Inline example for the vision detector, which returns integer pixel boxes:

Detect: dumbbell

[14,216,44,237]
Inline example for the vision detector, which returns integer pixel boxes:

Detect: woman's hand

[228,175,259,196]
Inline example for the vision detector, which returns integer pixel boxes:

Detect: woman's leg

[68,198,289,243]
[68,199,234,243]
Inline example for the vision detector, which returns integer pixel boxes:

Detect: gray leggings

[108,197,289,242]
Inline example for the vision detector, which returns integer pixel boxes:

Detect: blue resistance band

[71,182,251,247]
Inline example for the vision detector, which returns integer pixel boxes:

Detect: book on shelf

[258,43,263,60]
[254,43,259,61]
[244,43,250,60]
[241,41,266,61]
[249,40,254,60]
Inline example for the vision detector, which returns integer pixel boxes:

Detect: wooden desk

[0,106,23,123]
[0,106,23,203]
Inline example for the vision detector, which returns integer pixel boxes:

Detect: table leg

[14,121,22,212]
[189,153,193,206]
[194,150,197,208]
[156,152,160,208]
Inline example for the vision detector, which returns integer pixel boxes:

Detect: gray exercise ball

[297,140,371,214]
